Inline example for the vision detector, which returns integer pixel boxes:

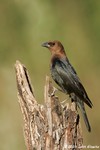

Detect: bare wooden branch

[15,60,83,150]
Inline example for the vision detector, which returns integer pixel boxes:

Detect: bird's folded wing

[55,58,92,108]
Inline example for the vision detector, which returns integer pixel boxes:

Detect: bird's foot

[61,99,67,105]
[49,87,58,97]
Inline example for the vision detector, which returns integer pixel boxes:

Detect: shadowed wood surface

[15,60,83,150]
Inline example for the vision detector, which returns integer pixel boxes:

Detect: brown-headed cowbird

[42,40,93,132]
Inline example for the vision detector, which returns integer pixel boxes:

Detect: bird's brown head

[42,40,65,56]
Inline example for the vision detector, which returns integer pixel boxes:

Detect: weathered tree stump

[15,60,83,150]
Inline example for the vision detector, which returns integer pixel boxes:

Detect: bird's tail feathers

[77,100,91,132]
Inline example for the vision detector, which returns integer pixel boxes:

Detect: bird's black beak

[42,42,50,48]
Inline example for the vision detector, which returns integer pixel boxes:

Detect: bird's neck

[51,50,66,63]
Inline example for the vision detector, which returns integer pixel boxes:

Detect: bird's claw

[49,87,58,97]
[61,99,67,105]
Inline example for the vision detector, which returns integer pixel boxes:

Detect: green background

[0,0,100,149]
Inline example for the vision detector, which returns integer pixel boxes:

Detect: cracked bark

[15,60,83,150]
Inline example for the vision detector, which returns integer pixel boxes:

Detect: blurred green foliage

[0,0,100,149]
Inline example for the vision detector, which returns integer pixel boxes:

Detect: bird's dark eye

[48,42,55,47]
[52,43,55,46]
[49,42,55,46]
